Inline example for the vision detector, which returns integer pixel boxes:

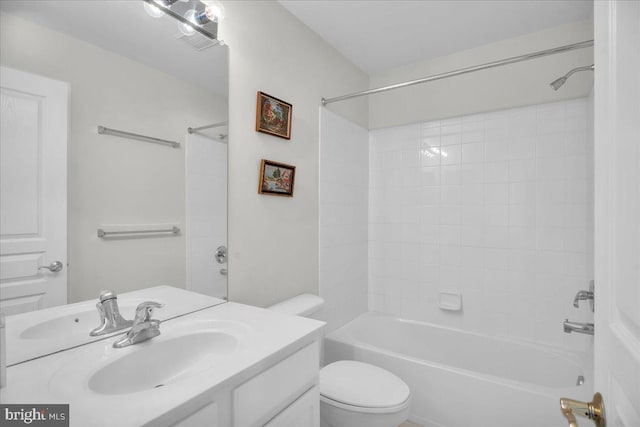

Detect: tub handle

[559,392,606,427]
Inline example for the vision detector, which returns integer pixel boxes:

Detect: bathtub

[323,312,593,427]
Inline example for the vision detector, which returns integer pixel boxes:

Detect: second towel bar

[97,226,180,238]
[98,126,180,148]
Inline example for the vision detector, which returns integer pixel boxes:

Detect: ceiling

[279,0,593,74]
[0,0,228,97]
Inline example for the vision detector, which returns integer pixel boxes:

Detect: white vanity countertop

[5,285,226,366]
[0,302,325,427]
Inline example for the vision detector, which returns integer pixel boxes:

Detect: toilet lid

[320,361,410,409]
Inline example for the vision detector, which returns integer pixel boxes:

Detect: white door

[0,66,68,314]
[593,0,640,425]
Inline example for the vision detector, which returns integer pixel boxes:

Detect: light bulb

[203,0,225,22]
[143,1,164,18]
[177,9,198,36]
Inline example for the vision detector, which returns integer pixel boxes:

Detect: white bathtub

[323,312,593,427]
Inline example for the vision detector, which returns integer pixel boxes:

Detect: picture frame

[255,91,292,139]
[258,159,296,197]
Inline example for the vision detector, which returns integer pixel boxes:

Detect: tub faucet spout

[563,319,594,335]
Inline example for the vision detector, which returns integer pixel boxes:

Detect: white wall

[316,109,369,333]
[369,20,594,129]
[0,13,227,302]
[369,98,594,350]
[218,1,369,307]
[185,133,227,299]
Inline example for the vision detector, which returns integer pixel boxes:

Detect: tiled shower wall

[369,98,594,350]
[317,109,369,333]
[186,133,227,299]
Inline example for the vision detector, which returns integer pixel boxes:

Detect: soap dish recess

[438,291,462,311]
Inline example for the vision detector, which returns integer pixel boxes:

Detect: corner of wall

[219,1,369,307]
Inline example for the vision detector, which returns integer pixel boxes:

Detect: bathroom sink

[88,331,238,394]
[47,319,250,398]
[6,286,227,366]
[19,305,136,340]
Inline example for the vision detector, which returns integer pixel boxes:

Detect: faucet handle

[133,301,164,323]
[573,290,594,307]
[90,290,132,336]
[98,290,118,302]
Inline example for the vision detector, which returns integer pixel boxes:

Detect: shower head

[550,76,568,90]
[550,64,594,91]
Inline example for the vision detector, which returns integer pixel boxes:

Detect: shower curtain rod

[321,39,594,106]
[188,121,228,134]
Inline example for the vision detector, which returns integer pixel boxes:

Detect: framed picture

[255,91,292,139]
[258,159,296,197]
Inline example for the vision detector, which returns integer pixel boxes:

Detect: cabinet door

[174,401,219,427]
[233,342,319,426]
[264,386,319,427]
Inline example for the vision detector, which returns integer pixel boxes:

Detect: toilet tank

[268,294,324,317]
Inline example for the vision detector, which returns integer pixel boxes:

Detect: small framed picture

[255,91,292,139]
[258,159,296,197]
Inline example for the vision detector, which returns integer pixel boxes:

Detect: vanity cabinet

[1,302,325,427]
[263,386,320,427]
[174,341,320,427]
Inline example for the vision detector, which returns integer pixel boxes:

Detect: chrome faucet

[563,319,594,335]
[564,280,595,336]
[90,290,133,336]
[573,289,594,307]
[573,280,595,311]
[113,301,164,348]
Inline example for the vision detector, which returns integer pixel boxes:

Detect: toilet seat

[320,394,410,414]
[319,361,411,414]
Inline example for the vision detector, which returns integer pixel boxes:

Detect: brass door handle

[560,392,606,427]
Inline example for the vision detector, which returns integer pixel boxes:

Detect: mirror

[0,0,227,335]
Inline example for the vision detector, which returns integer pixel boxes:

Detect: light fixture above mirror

[142,0,224,41]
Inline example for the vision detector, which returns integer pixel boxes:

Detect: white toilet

[269,294,411,427]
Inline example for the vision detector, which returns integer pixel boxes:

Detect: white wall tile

[536,132,566,158]
[440,144,461,165]
[422,166,442,186]
[440,133,461,146]
[510,135,537,159]
[440,186,459,205]
[485,183,508,205]
[186,133,227,299]
[440,225,461,245]
[484,161,509,183]
[319,109,369,333]
[485,226,509,248]
[485,139,509,161]
[508,159,536,182]
[369,98,593,351]
[460,164,484,184]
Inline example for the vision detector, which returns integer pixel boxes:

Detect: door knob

[38,261,64,273]
[560,392,606,427]
[214,246,227,264]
